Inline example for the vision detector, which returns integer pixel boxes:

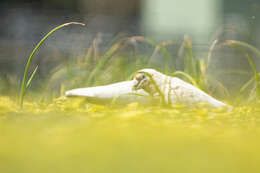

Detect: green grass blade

[19,22,85,108]
[184,35,196,77]
[147,40,175,72]
[207,76,230,97]
[240,76,255,94]
[172,71,199,88]
[85,46,93,65]
[143,72,166,105]
[86,40,123,85]
[216,70,250,76]
[223,40,260,98]
[224,40,260,58]
[25,66,38,90]
[161,41,175,74]
[128,93,154,99]
[207,39,218,67]
[133,36,157,47]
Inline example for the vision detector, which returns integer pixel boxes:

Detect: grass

[9,22,260,105]
[19,22,85,108]
[35,31,259,103]
[1,96,260,173]
[2,23,260,173]
[222,40,260,99]
[16,29,260,104]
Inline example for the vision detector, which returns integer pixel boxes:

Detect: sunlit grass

[16,27,259,103]
[1,96,260,173]
[2,22,260,172]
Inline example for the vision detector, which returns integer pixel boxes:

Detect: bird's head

[132,69,164,95]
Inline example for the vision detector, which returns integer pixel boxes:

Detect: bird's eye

[135,73,146,81]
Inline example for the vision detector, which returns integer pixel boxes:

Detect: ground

[0,96,260,173]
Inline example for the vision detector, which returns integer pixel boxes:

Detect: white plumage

[65,68,229,108]
[133,69,228,108]
[65,80,151,104]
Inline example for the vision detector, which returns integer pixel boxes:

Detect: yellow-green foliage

[1,96,260,173]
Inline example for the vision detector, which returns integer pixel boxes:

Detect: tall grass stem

[223,40,260,98]
[19,22,85,108]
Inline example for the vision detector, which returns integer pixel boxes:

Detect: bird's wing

[140,69,228,108]
[65,80,152,104]
[167,78,227,108]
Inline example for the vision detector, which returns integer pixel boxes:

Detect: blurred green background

[0,0,260,97]
[1,1,260,173]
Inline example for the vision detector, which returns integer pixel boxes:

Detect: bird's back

[163,77,227,108]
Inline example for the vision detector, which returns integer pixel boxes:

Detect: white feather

[138,69,229,108]
[65,80,151,104]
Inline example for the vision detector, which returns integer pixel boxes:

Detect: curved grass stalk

[171,71,199,88]
[207,76,230,97]
[240,77,255,94]
[223,40,260,98]
[148,40,175,73]
[207,39,218,67]
[224,40,260,58]
[86,40,123,85]
[249,85,257,101]
[183,35,196,77]
[25,66,38,89]
[160,41,175,73]
[216,70,251,76]
[86,36,158,86]
[129,36,157,47]
[128,93,154,99]
[239,73,260,94]
[19,22,85,108]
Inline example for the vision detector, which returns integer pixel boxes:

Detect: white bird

[132,69,228,108]
[65,80,153,104]
[65,68,229,108]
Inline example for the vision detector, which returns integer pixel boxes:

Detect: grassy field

[1,97,260,173]
[1,23,260,173]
